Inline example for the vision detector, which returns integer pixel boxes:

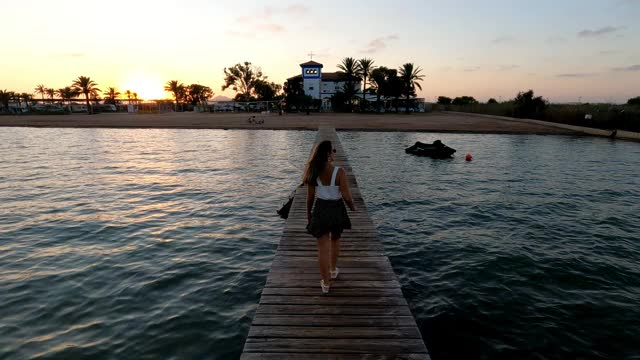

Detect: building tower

[300,60,323,99]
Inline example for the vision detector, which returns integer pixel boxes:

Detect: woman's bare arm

[306,185,316,223]
[338,168,356,211]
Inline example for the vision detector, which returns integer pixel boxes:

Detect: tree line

[1,76,142,114]
[436,90,640,132]
[2,58,425,113]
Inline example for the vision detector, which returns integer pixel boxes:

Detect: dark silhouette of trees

[627,96,640,106]
[437,96,452,105]
[513,90,547,118]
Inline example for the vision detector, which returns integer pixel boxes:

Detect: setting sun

[119,71,167,101]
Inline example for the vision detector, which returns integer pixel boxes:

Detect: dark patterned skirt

[306,198,352,238]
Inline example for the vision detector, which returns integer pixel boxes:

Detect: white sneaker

[330,267,340,280]
[320,279,330,294]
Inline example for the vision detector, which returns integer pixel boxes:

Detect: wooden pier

[241,128,430,359]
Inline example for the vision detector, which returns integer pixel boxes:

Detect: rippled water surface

[341,132,640,360]
[0,128,315,360]
[1,128,639,359]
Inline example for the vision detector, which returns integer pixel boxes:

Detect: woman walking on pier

[303,140,356,294]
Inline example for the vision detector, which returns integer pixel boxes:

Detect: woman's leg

[330,232,341,272]
[317,233,331,284]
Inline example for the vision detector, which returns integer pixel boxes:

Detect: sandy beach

[0,112,579,134]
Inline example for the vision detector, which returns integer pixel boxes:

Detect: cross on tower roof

[308,51,314,60]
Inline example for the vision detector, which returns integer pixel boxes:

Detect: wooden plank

[272,256,391,263]
[264,273,397,281]
[255,305,412,316]
[277,245,385,250]
[268,267,395,274]
[241,353,430,360]
[275,251,384,257]
[252,314,415,327]
[243,338,428,354]
[266,279,401,289]
[260,287,403,297]
[248,326,421,339]
[259,295,407,306]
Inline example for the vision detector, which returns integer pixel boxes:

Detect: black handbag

[277,184,302,219]
[277,197,294,219]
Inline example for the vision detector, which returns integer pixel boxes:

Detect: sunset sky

[2,0,639,103]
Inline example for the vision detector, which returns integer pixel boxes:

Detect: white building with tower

[286,58,427,112]
[287,60,365,110]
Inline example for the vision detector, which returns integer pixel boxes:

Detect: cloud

[232,9,292,36]
[360,35,399,54]
[556,73,597,78]
[611,64,640,72]
[257,23,285,33]
[492,36,516,44]
[463,66,481,72]
[497,64,519,71]
[578,26,625,37]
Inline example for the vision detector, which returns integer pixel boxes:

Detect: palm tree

[164,80,185,111]
[46,88,56,103]
[357,58,375,109]
[72,76,100,114]
[337,57,362,110]
[57,86,80,111]
[35,84,47,103]
[103,87,121,105]
[13,92,22,110]
[399,63,425,113]
[125,90,132,104]
[0,90,12,112]
[56,88,67,109]
[337,57,360,77]
[369,66,390,112]
[21,93,32,111]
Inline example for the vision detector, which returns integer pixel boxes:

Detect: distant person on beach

[303,140,356,294]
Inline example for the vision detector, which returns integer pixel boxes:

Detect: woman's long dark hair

[302,140,332,185]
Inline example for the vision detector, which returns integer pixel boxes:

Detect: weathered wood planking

[240,128,430,359]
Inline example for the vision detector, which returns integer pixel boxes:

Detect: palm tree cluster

[0,90,33,113]
[164,81,214,111]
[5,78,116,114]
[281,57,424,113]
[334,57,424,112]
[31,78,136,113]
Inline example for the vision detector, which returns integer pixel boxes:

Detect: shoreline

[0,112,596,136]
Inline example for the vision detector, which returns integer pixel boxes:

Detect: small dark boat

[405,140,456,158]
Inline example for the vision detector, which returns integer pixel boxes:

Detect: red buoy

[465,154,473,161]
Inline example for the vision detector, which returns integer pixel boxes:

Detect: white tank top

[316,166,341,200]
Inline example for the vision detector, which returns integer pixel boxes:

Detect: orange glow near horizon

[118,71,168,101]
